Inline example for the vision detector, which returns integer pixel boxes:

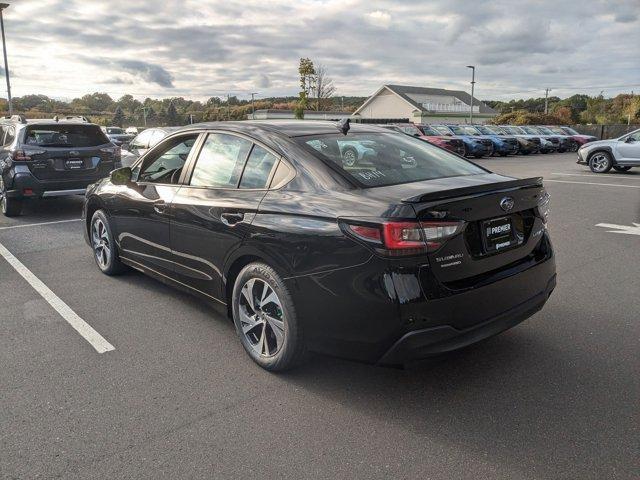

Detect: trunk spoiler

[402,177,543,203]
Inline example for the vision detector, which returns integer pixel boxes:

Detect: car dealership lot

[1,153,638,479]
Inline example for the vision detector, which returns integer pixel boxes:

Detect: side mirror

[625,136,635,143]
[110,166,133,186]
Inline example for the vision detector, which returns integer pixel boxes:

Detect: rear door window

[239,145,278,189]
[189,133,252,188]
[297,132,486,188]
[24,124,109,147]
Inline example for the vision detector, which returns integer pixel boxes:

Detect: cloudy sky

[5,0,640,101]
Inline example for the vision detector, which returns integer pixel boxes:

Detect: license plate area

[65,158,85,170]
[481,216,516,253]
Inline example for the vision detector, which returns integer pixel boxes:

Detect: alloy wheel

[0,177,6,214]
[91,218,111,269]
[590,153,609,172]
[238,278,286,357]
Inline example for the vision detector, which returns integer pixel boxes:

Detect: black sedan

[83,120,556,371]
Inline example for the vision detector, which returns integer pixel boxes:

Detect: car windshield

[297,132,486,188]
[106,127,124,134]
[450,125,481,136]
[476,126,496,135]
[547,127,566,135]
[24,124,109,147]
[502,126,525,134]
[418,125,440,136]
[562,127,580,135]
[432,125,453,135]
[521,126,542,135]
[537,127,554,135]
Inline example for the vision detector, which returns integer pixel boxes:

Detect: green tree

[112,106,125,127]
[295,57,316,119]
[166,101,179,125]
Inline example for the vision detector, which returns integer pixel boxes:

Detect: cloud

[113,60,175,88]
[6,0,639,101]
[255,74,271,89]
[366,10,391,28]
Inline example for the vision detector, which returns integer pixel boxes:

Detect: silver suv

[577,128,640,173]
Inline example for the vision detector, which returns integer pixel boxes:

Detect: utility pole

[226,94,230,121]
[0,3,13,116]
[141,106,149,127]
[189,113,194,124]
[466,65,475,124]
[250,92,258,119]
[544,88,551,114]
[341,96,344,111]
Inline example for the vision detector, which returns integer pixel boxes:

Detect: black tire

[90,210,128,275]
[589,151,613,173]
[232,262,305,371]
[613,165,631,172]
[474,154,483,158]
[0,177,22,217]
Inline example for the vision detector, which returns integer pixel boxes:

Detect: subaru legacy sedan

[83,121,556,371]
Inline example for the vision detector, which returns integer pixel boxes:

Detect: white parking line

[0,241,114,353]
[0,218,81,231]
[545,179,640,189]
[551,172,640,180]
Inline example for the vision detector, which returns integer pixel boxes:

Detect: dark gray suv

[0,115,120,217]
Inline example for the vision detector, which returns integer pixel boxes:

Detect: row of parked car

[382,123,598,158]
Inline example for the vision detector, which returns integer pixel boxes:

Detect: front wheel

[232,262,305,371]
[589,152,613,173]
[613,165,631,172]
[90,210,128,275]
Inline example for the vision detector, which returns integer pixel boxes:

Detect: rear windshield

[106,127,124,134]
[24,124,109,147]
[297,132,486,187]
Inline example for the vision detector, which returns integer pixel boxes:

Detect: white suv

[577,128,640,173]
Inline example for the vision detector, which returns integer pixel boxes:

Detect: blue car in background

[431,125,492,157]
[448,125,520,156]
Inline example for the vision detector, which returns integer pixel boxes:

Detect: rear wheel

[589,152,613,173]
[0,177,22,217]
[232,262,305,371]
[90,210,128,275]
[613,165,631,172]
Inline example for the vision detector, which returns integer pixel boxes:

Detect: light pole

[250,92,258,119]
[0,3,12,116]
[466,65,475,124]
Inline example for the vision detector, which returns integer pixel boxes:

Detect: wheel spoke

[239,308,261,334]
[241,279,257,312]
[258,323,269,356]
[265,314,284,348]
[261,289,280,309]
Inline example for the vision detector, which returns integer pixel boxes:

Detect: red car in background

[384,123,466,156]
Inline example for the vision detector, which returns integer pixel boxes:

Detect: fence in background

[571,124,640,140]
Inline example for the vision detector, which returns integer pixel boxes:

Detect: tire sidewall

[232,262,301,371]
[90,210,119,274]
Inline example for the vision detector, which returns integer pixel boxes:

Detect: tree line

[486,93,640,125]
[1,84,637,128]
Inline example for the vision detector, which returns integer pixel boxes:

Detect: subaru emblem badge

[500,197,514,212]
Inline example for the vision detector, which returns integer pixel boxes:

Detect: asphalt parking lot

[1,152,638,479]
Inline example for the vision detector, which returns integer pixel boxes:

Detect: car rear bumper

[378,271,556,365]
[5,170,106,199]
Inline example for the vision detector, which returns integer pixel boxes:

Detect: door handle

[153,202,168,214]
[221,212,244,226]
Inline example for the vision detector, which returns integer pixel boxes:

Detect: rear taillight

[100,145,121,160]
[342,220,465,256]
[11,148,45,161]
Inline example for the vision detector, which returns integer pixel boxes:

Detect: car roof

[175,120,387,137]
